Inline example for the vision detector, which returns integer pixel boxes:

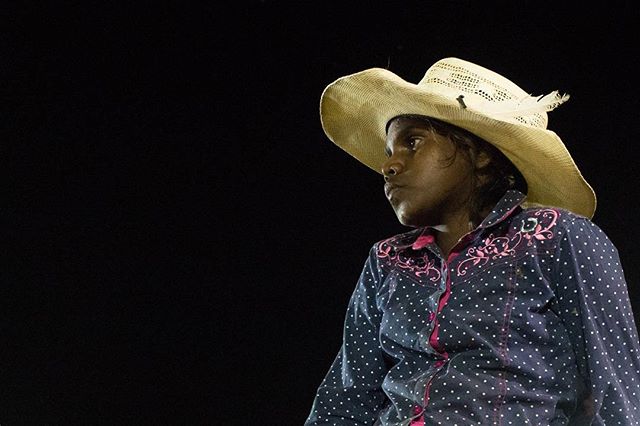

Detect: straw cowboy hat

[319,57,597,219]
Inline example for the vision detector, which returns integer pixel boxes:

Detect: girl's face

[382,116,476,227]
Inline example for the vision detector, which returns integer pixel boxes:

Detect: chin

[395,211,420,227]
[395,209,436,228]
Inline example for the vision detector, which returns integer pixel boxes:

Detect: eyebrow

[399,125,432,133]
[388,125,431,139]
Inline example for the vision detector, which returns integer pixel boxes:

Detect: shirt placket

[410,233,475,425]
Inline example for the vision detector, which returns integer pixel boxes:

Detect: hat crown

[419,58,565,129]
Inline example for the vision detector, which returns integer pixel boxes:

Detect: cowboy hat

[319,57,596,219]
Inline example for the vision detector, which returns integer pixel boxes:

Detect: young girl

[305,57,640,425]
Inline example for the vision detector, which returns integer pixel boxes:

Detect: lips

[384,183,403,200]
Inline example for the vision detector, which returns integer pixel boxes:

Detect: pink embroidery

[457,209,559,276]
[377,237,441,282]
[412,234,435,250]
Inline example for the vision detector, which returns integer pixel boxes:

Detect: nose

[381,158,402,181]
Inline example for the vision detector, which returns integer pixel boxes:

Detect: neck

[433,218,472,258]
[433,205,490,258]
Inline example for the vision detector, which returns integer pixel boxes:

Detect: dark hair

[389,115,528,225]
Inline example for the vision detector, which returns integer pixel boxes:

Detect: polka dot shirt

[305,190,640,425]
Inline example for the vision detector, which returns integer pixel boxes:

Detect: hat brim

[320,68,597,219]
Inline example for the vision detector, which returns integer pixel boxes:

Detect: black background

[3,1,640,424]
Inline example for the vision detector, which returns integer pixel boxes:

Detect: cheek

[443,153,475,183]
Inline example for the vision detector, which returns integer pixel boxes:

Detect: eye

[407,136,422,150]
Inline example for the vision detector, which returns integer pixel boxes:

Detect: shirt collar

[478,189,527,229]
[411,189,527,250]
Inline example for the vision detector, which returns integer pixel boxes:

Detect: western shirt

[305,190,640,425]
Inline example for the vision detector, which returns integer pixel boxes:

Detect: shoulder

[514,205,618,254]
[357,228,426,283]
[367,228,426,270]
[511,205,601,235]
[500,205,618,255]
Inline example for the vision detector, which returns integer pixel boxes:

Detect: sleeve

[304,244,390,425]
[552,217,640,425]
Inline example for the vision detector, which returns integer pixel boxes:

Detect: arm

[304,245,390,425]
[553,217,640,425]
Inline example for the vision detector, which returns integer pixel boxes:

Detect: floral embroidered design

[377,237,441,282]
[457,209,559,276]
